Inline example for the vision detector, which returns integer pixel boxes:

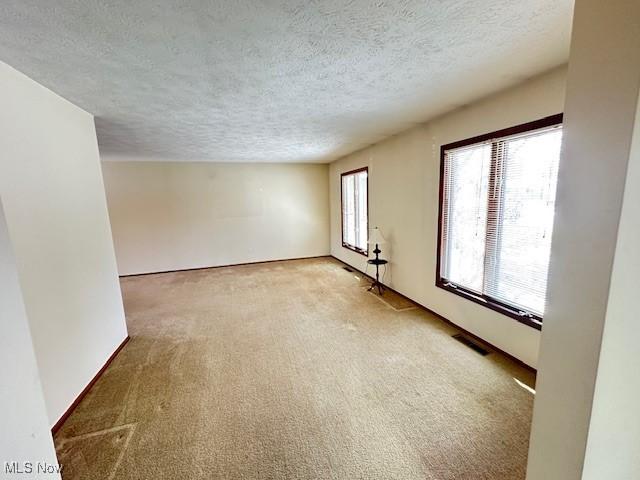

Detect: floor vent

[342,266,354,272]
[452,334,490,356]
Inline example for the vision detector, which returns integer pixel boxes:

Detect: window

[341,167,368,255]
[437,114,563,329]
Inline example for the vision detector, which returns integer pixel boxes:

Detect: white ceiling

[0,1,574,163]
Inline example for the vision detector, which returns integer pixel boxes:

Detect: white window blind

[342,169,368,253]
[440,120,562,320]
[441,143,492,293]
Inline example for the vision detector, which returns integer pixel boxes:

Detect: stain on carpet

[55,424,136,480]
[365,286,418,311]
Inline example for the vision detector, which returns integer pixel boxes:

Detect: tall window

[341,167,368,255]
[437,114,563,329]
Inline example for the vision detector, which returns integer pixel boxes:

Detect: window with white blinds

[341,168,368,255]
[438,115,563,327]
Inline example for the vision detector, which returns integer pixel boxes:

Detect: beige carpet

[54,257,536,480]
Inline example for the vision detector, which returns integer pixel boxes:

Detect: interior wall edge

[0,60,129,427]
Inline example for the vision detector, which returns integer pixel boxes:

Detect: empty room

[1,1,639,479]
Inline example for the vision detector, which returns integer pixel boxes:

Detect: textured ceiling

[0,1,573,163]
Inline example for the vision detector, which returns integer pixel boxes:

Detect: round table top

[367,258,388,265]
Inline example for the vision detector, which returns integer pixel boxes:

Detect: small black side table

[367,258,388,295]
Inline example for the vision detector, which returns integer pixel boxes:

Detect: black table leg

[367,253,387,295]
[367,263,384,294]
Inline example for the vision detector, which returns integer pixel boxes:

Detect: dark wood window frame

[436,113,564,331]
[340,167,369,256]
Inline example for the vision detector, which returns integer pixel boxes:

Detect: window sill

[342,243,369,257]
[436,279,543,331]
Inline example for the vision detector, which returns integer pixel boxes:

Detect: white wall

[0,198,60,479]
[329,66,567,368]
[101,160,330,275]
[581,77,640,480]
[527,1,640,477]
[0,62,128,426]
